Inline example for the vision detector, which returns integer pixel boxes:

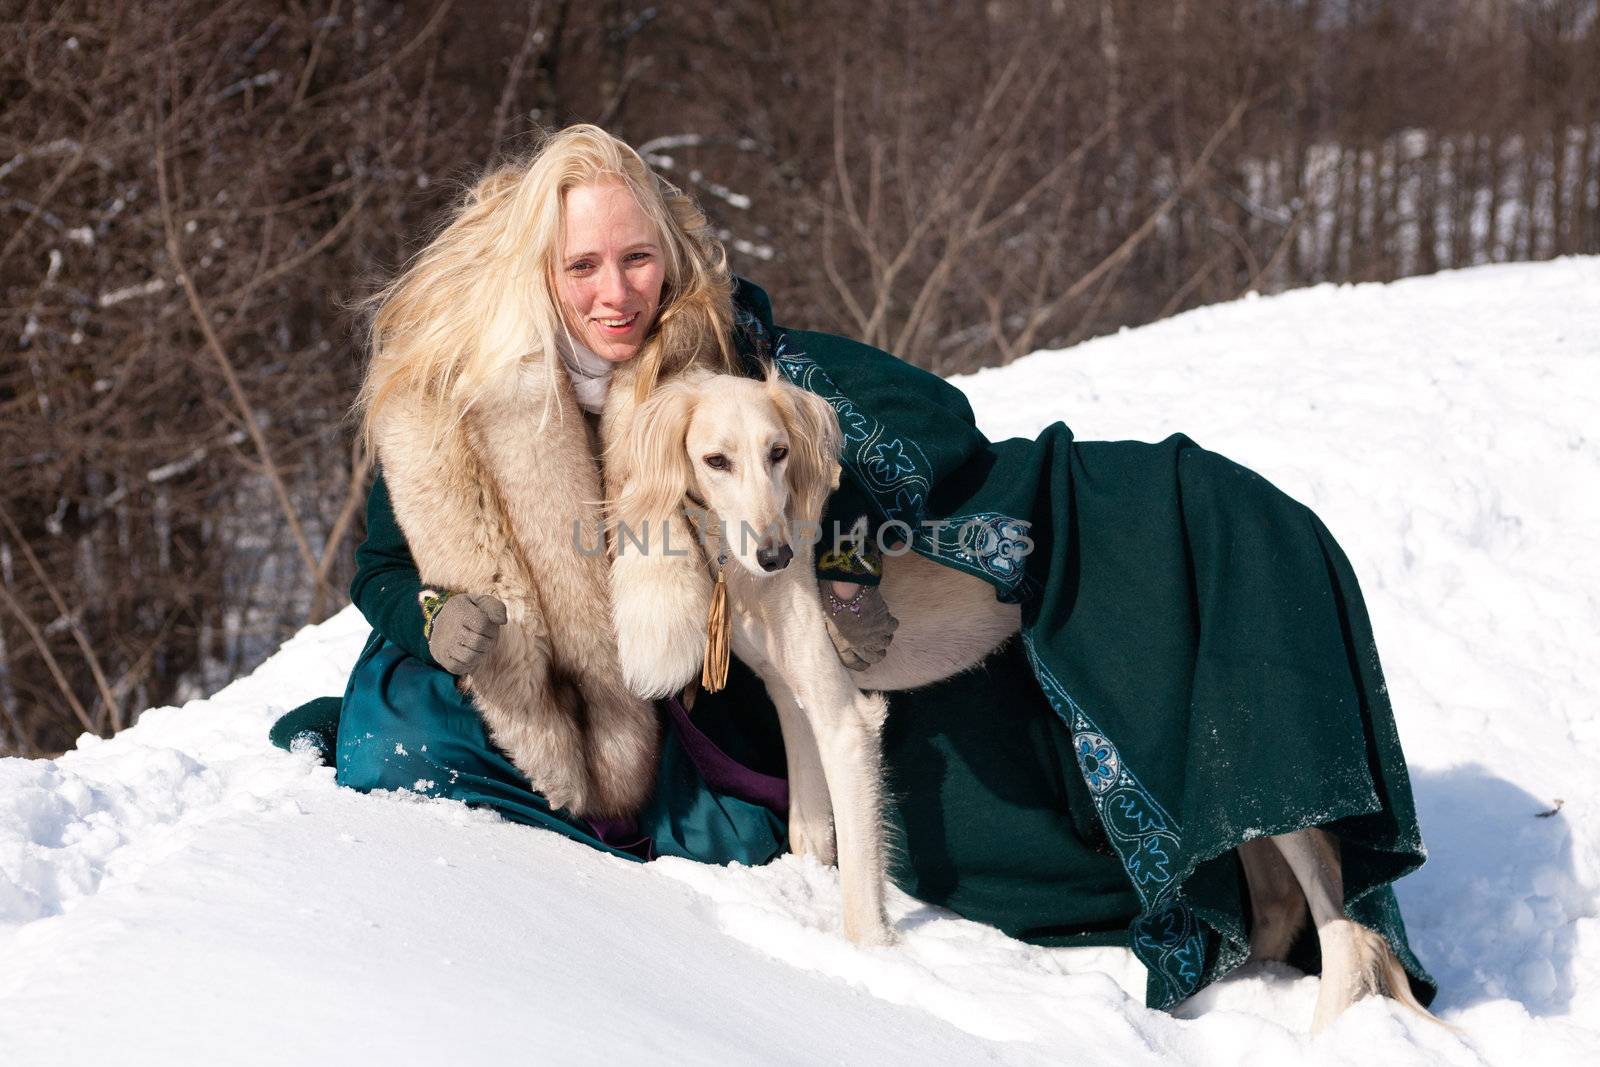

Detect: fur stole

[372,356,659,819]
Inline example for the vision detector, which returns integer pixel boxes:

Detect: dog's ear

[767,376,842,523]
[611,379,698,525]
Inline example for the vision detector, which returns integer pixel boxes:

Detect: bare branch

[0,505,122,731]
[0,583,98,736]
[492,2,547,151]
[291,0,344,110]
[154,98,325,596]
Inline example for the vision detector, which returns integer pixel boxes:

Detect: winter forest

[3,0,1599,755]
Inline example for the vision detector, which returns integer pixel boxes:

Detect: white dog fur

[604,367,1433,1031]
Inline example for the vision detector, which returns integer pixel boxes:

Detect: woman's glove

[821,582,898,671]
[420,590,508,675]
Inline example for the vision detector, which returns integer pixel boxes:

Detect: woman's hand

[421,591,509,676]
[821,581,898,671]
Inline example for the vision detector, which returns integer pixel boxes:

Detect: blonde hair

[358,124,737,443]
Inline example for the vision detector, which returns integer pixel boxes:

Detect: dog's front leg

[764,573,894,947]
[765,671,837,865]
[817,685,892,947]
[611,527,713,699]
[729,619,836,863]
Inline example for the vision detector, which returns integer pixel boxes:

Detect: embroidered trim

[922,513,1035,586]
[817,520,882,579]
[418,588,450,639]
[767,332,1038,602]
[1023,632,1207,1008]
[752,314,1221,1007]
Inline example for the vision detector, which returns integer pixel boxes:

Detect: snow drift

[3,258,1598,1065]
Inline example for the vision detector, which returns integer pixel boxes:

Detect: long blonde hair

[358,125,737,443]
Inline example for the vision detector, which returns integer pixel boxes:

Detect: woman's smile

[594,310,641,334]
[561,181,666,362]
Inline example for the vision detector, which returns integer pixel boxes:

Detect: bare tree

[3,0,1596,754]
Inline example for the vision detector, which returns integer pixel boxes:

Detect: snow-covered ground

[3,259,1598,1065]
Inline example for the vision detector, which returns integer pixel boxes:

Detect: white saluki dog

[605,368,1429,1032]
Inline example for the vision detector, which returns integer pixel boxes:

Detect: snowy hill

[3,258,1598,1065]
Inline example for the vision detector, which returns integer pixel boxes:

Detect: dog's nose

[757,543,794,572]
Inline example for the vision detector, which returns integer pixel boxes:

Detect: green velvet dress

[271,279,1434,1010]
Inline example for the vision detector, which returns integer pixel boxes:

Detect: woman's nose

[598,262,630,306]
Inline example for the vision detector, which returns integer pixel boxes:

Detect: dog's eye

[703,454,730,471]
[769,445,789,464]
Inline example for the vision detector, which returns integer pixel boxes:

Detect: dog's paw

[843,913,898,949]
[788,816,837,866]
[611,553,711,699]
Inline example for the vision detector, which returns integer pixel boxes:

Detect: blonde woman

[273,124,1435,1024]
[354,127,735,822]
[279,125,886,851]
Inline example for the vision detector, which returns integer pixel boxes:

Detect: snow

[4,258,1599,1064]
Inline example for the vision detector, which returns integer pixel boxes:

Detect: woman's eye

[567,260,595,275]
[703,454,729,471]
[626,251,652,263]
[769,446,788,464]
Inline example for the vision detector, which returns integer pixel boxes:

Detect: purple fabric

[585,694,789,853]
[586,814,648,852]
[664,694,790,813]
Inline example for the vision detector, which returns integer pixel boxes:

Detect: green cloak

[750,290,1432,1007]
[273,279,1433,1010]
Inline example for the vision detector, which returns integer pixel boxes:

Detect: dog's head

[614,368,842,577]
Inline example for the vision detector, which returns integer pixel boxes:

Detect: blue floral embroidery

[867,439,917,481]
[987,521,1030,576]
[948,515,1035,581]
[1170,938,1204,984]
[835,401,871,442]
[888,487,924,526]
[768,334,1039,602]
[1024,634,1208,1010]
[1076,733,1119,793]
[1107,791,1169,835]
[1136,905,1189,950]
[1128,837,1174,886]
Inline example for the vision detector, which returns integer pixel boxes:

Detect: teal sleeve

[783,327,989,586]
[350,472,441,668]
[779,327,990,508]
[779,325,994,513]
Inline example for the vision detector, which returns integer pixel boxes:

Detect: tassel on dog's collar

[701,523,731,694]
[702,559,731,693]
[680,495,731,697]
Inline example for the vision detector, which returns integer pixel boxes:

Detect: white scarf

[559,340,615,414]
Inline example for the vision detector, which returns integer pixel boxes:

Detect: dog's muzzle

[757,543,795,572]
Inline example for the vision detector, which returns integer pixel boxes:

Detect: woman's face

[559,181,667,363]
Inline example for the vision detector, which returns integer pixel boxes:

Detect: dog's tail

[1358,924,1455,1033]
